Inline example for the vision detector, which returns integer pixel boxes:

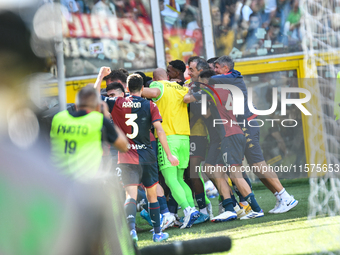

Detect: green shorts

[157,135,190,171]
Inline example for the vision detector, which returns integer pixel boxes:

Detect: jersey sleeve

[178,86,189,97]
[192,87,213,102]
[102,117,118,144]
[149,81,164,102]
[102,95,117,113]
[150,101,162,124]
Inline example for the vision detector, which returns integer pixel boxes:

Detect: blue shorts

[190,136,208,160]
[205,141,221,165]
[242,119,265,164]
[117,163,159,189]
[218,134,246,166]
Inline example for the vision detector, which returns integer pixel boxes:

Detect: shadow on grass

[137,179,311,244]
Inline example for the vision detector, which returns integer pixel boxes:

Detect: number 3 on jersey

[125,113,139,139]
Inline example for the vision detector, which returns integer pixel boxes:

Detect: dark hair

[215,56,234,70]
[103,69,127,83]
[207,57,219,64]
[192,58,210,71]
[106,82,125,94]
[187,56,200,65]
[127,74,143,93]
[134,71,152,86]
[199,70,216,79]
[169,60,186,73]
[118,68,129,77]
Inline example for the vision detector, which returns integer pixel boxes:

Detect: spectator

[262,0,277,29]
[91,0,116,16]
[61,0,80,13]
[244,13,263,52]
[265,17,284,49]
[284,0,301,43]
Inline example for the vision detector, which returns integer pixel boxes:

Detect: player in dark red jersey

[213,56,298,214]
[184,79,264,221]
[95,68,179,243]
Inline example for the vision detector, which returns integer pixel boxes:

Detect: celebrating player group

[50,55,299,245]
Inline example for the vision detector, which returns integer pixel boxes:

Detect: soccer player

[198,70,249,219]
[142,68,201,228]
[187,57,214,221]
[95,68,178,242]
[106,81,125,98]
[105,78,176,231]
[104,69,128,88]
[167,60,187,85]
[184,73,265,220]
[213,56,298,213]
[50,86,129,180]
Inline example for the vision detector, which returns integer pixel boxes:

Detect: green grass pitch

[136,179,340,254]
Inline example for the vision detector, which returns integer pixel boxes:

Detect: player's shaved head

[76,85,100,110]
[153,68,168,81]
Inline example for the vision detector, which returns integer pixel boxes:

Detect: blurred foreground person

[50,86,128,181]
[0,9,136,255]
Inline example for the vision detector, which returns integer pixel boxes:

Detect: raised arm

[94,67,111,93]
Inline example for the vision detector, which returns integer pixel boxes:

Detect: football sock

[124,198,137,231]
[222,198,234,212]
[184,206,192,216]
[157,196,169,214]
[168,193,178,214]
[149,202,161,234]
[245,193,261,212]
[162,166,191,210]
[200,207,208,215]
[230,194,238,207]
[195,192,206,210]
[279,188,291,201]
[178,168,196,208]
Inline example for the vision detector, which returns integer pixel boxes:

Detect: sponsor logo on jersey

[123,101,142,108]
[127,144,147,150]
